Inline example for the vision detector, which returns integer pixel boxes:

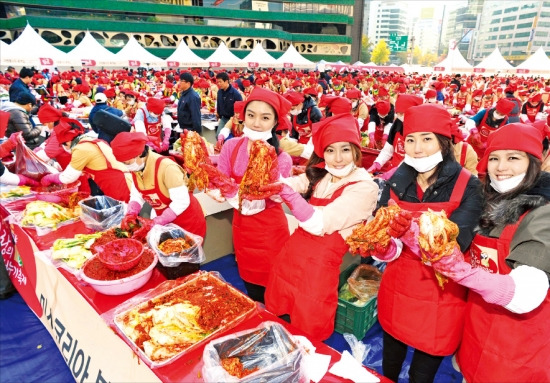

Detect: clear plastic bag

[347,264,382,301]
[14,137,58,181]
[146,223,205,267]
[202,321,309,383]
[78,195,124,231]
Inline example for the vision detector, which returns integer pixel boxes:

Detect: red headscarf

[312,114,360,158]
[111,132,148,162]
[37,103,64,124]
[495,98,515,115]
[376,101,391,116]
[53,118,85,144]
[395,94,423,114]
[404,104,452,138]
[477,123,543,173]
[283,91,305,107]
[244,87,292,119]
[146,97,164,114]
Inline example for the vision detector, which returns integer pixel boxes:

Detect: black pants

[382,331,444,383]
[243,281,265,304]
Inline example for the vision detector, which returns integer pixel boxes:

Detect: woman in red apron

[367,100,394,150]
[368,94,423,174]
[215,87,293,303]
[375,104,483,382]
[111,132,206,238]
[133,97,171,155]
[520,93,545,123]
[265,113,379,341]
[40,129,131,203]
[424,123,550,382]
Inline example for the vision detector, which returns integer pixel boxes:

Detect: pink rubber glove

[372,238,399,262]
[152,207,178,226]
[18,174,39,187]
[126,201,142,216]
[432,246,515,306]
[9,132,22,146]
[367,162,382,173]
[368,132,375,145]
[161,128,171,151]
[40,173,62,186]
[279,184,314,222]
[382,133,388,142]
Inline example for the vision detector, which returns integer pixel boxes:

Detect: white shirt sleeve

[161,114,172,130]
[465,118,477,132]
[367,121,376,134]
[167,184,190,215]
[374,142,395,166]
[59,165,82,184]
[298,208,324,235]
[0,170,20,185]
[504,265,549,314]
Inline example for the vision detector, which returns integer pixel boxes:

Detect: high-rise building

[0,0,361,63]
[367,1,409,63]
[444,3,480,61]
[473,1,550,64]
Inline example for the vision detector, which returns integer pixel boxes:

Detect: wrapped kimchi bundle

[180,130,238,198]
[346,203,401,257]
[418,209,459,288]
[238,140,282,210]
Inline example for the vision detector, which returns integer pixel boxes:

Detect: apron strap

[449,168,471,205]
[460,142,469,167]
[230,139,246,180]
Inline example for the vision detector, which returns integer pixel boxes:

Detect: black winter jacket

[379,158,484,251]
[3,103,44,150]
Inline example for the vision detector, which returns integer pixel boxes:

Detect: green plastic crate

[334,263,379,339]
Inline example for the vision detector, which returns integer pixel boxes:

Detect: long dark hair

[482,153,542,204]
[303,143,362,199]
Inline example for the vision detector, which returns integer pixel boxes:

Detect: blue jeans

[216,116,230,137]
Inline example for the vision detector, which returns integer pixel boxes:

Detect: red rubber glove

[9,132,22,146]
[367,162,382,174]
[214,136,224,153]
[18,174,39,187]
[468,128,483,147]
[40,173,62,186]
[387,210,413,238]
[132,217,154,242]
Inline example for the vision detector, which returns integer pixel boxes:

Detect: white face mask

[290,109,301,116]
[351,101,358,108]
[243,126,272,142]
[489,173,525,193]
[149,112,158,118]
[325,163,356,178]
[127,99,135,105]
[404,151,443,173]
[126,159,145,172]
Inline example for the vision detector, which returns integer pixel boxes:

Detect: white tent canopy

[515,47,550,76]
[114,36,166,68]
[474,47,513,74]
[204,42,244,68]
[66,31,123,67]
[274,45,316,70]
[434,48,472,73]
[241,44,278,68]
[165,39,207,68]
[1,24,80,68]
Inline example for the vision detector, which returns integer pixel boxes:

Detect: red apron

[81,140,130,202]
[482,97,493,110]
[353,100,369,131]
[132,156,206,238]
[378,169,471,355]
[458,214,550,382]
[471,99,481,114]
[57,150,92,194]
[292,108,313,144]
[455,94,468,111]
[470,110,508,158]
[525,103,540,123]
[265,182,358,341]
[459,142,469,168]
[230,139,290,286]
[390,131,405,169]
[139,107,163,141]
[371,120,387,150]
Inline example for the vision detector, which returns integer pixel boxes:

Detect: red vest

[458,213,550,382]
[265,182,358,341]
[139,107,163,140]
[292,108,313,144]
[471,98,482,114]
[524,103,541,122]
[455,93,468,111]
[378,169,471,355]
[390,131,405,169]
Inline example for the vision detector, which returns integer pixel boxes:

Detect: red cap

[319,94,337,107]
[433,82,445,91]
[111,132,148,162]
[477,123,543,173]
[376,101,391,116]
[146,97,164,114]
[283,91,305,106]
[303,87,317,96]
[312,114,360,157]
[345,88,361,99]
[529,93,542,103]
[378,87,388,97]
[404,104,452,138]
[495,98,515,115]
[233,101,245,119]
[53,118,85,144]
[330,97,352,115]
[37,104,64,124]
[425,89,437,99]
[395,94,423,114]
[472,89,483,98]
[242,80,251,88]
[244,87,292,119]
